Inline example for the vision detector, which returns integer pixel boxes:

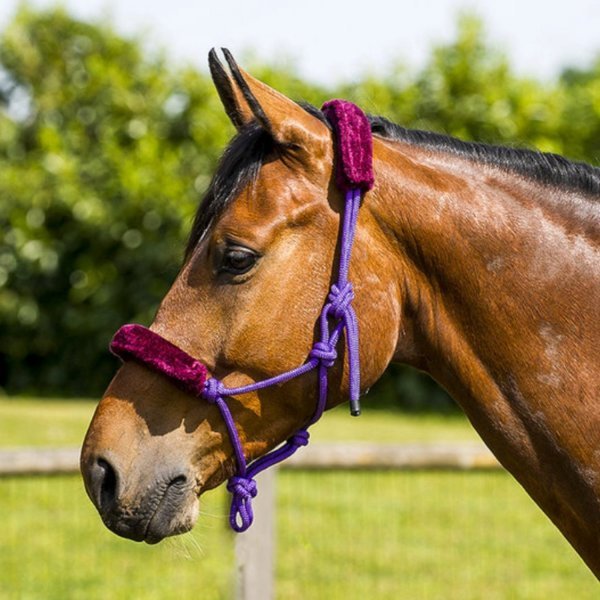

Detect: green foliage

[0,7,231,392]
[558,58,600,160]
[0,8,598,402]
[339,14,573,155]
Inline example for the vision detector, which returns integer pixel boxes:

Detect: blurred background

[1,0,599,399]
[0,2,599,598]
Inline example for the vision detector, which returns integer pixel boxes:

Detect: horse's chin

[142,495,200,544]
[98,487,201,544]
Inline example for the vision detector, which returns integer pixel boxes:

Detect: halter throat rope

[109,99,374,532]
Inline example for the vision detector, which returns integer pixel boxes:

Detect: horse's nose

[87,456,120,515]
[82,452,195,542]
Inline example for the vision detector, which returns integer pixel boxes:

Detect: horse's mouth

[142,487,199,544]
[143,516,193,545]
[96,478,200,544]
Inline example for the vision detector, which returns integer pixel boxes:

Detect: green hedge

[1,8,598,401]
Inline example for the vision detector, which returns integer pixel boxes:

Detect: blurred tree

[0,6,233,392]
[340,15,568,154]
[558,58,600,161]
[0,8,597,408]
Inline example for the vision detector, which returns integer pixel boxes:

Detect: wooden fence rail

[0,442,500,476]
[0,447,81,475]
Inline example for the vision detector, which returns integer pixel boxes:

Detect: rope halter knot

[227,476,258,532]
[289,429,310,448]
[202,377,225,404]
[309,341,337,368]
[327,282,354,321]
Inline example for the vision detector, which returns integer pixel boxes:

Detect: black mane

[369,115,600,198]
[186,105,600,256]
[186,122,272,257]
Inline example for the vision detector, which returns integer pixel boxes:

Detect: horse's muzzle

[82,451,199,543]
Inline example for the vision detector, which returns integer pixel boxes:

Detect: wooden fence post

[235,468,276,600]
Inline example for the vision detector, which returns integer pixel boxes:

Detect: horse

[81,49,600,576]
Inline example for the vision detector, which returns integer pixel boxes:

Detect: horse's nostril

[95,457,118,512]
[169,474,187,487]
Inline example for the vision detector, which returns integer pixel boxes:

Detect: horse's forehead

[226,158,318,224]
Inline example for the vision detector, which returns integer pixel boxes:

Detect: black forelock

[185,104,329,259]
[185,122,272,258]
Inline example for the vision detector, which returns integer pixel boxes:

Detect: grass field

[0,397,597,598]
[0,396,479,447]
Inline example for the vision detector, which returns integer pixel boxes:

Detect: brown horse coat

[81,51,600,576]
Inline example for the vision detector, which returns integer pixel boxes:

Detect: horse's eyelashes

[219,246,259,276]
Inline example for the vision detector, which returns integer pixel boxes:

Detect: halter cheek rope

[110,99,374,532]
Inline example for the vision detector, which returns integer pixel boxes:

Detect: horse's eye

[220,246,258,275]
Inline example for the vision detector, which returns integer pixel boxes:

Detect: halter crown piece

[110,99,374,532]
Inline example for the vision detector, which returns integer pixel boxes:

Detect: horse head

[80,50,401,543]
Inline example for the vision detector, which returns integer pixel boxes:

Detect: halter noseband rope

[110,99,374,532]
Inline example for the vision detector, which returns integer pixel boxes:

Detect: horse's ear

[209,48,253,130]
[215,49,330,153]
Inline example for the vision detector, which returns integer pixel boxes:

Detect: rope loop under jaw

[227,476,258,532]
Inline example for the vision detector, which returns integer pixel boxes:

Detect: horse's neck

[371,137,600,574]
[372,138,598,405]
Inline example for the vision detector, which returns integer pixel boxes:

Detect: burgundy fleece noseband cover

[110,324,207,397]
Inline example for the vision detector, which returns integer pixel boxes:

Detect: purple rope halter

[110,99,374,532]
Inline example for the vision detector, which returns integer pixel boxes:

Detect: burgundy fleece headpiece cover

[322,99,374,193]
[110,324,207,397]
